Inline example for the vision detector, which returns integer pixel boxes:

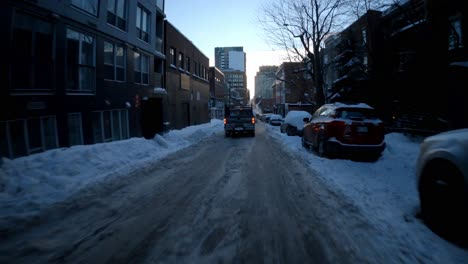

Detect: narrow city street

[0,123,456,264]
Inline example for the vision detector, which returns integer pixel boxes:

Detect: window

[136,5,150,42]
[112,109,129,140]
[107,0,126,31]
[134,52,149,84]
[449,14,463,50]
[11,13,54,92]
[179,52,184,69]
[362,28,367,45]
[71,0,98,16]
[186,57,191,72]
[92,110,129,143]
[170,47,176,65]
[104,41,125,81]
[68,113,83,146]
[67,29,96,93]
[0,116,58,158]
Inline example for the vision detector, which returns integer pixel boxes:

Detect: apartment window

[66,29,96,93]
[179,52,184,69]
[11,13,54,92]
[107,0,126,31]
[92,110,129,143]
[170,47,176,65]
[186,57,191,72]
[104,41,125,81]
[112,109,129,140]
[68,113,83,146]
[1,116,58,158]
[71,0,98,16]
[136,5,150,42]
[134,51,149,84]
[449,14,463,50]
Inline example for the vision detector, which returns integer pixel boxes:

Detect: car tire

[225,132,230,137]
[419,160,468,244]
[302,137,309,150]
[286,126,296,136]
[317,138,327,157]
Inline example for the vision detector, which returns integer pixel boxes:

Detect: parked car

[302,102,386,159]
[280,110,312,136]
[263,113,274,123]
[416,128,468,243]
[268,114,283,126]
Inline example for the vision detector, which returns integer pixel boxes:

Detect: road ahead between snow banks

[1,123,412,264]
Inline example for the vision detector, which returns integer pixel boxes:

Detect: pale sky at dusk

[165,0,288,99]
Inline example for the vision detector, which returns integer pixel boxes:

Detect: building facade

[165,21,210,129]
[272,62,315,116]
[214,46,248,106]
[322,0,467,133]
[0,0,166,159]
[254,65,277,100]
[209,67,227,119]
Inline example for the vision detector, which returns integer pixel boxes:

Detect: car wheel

[419,160,468,243]
[317,138,327,157]
[302,137,309,150]
[225,132,230,137]
[287,126,296,136]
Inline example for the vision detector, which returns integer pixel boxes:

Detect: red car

[302,102,386,159]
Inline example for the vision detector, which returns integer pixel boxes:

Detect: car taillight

[328,120,346,136]
[223,118,227,125]
[252,117,255,124]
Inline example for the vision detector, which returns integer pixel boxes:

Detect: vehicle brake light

[328,120,346,136]
[251,117,255,124]
[223,118,227,125]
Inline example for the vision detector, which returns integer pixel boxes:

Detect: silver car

[416,128,468,243]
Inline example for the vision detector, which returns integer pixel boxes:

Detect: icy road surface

[0,123,466,263]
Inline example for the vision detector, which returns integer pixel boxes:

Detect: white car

[268,114,283,126]
[280,110,312,136]
[416,128,468,242]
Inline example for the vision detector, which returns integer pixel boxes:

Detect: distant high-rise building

[255,66,278,99]
[214,47,248,106]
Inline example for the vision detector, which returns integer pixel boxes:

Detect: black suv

[224,106,255,137]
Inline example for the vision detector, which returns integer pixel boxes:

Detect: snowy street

[1,121,467,263]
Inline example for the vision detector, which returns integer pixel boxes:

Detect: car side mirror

[303,117,310,123]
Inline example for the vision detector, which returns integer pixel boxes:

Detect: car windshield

[336,108,378,119]
[229,109,252,117]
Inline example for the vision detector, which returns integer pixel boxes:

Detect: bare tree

[259,0,348,106]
